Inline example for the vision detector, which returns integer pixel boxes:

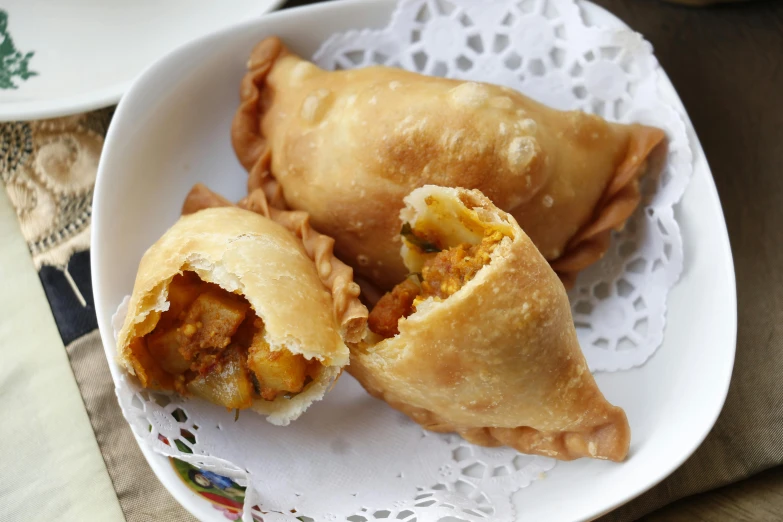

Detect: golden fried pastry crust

[117,206,364,424]
[350,185,630,461]
[182,183,367,344]
[232,36,664,290]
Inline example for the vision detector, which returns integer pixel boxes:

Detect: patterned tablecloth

[0,0,781,521]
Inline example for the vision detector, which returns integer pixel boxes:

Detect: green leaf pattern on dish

[0,10,38,90]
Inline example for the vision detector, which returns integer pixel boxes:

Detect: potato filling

[367,278,420,338]
[368,228,504,338]
[135,272,320,409]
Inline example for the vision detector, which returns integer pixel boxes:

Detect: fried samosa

[116,206,367,425]
[232,36,665,290]
[354,185,630,461]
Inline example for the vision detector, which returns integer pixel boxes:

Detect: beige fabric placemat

[0,188,123,522]
[67,331,197,522]
[0,112,195,521]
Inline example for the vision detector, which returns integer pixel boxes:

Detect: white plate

[92,0,737,520]
[0,0,284,121]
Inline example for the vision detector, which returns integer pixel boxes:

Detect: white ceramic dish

[0,0,283,121]
[92,0,737,520]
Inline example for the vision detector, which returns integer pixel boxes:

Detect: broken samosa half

[116,206,365,425]
[232,36,665,290]
[356,185,631,461]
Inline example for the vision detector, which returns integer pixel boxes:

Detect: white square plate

[92,1,737,520]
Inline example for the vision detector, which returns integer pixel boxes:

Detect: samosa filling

[368,229,504,338]
[132,271,320,409]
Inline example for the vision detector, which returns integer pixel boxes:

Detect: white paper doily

[113,296,555,522]
[315,0,691,372]
[112,0,693,520]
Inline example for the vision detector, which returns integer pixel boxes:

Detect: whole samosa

[232,37,665,290]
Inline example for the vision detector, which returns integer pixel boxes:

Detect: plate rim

[91,0,738,520]
[0,0,285,122]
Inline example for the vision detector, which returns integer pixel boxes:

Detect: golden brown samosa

[356,185,630,461]
[232,37,665,290]
[117,205,367,425]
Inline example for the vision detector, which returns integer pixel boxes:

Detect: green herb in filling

[400,223,442,253]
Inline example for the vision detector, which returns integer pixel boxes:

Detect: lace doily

[112,296,555,522]
[314,0,691,372]
[112,0,692,520]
